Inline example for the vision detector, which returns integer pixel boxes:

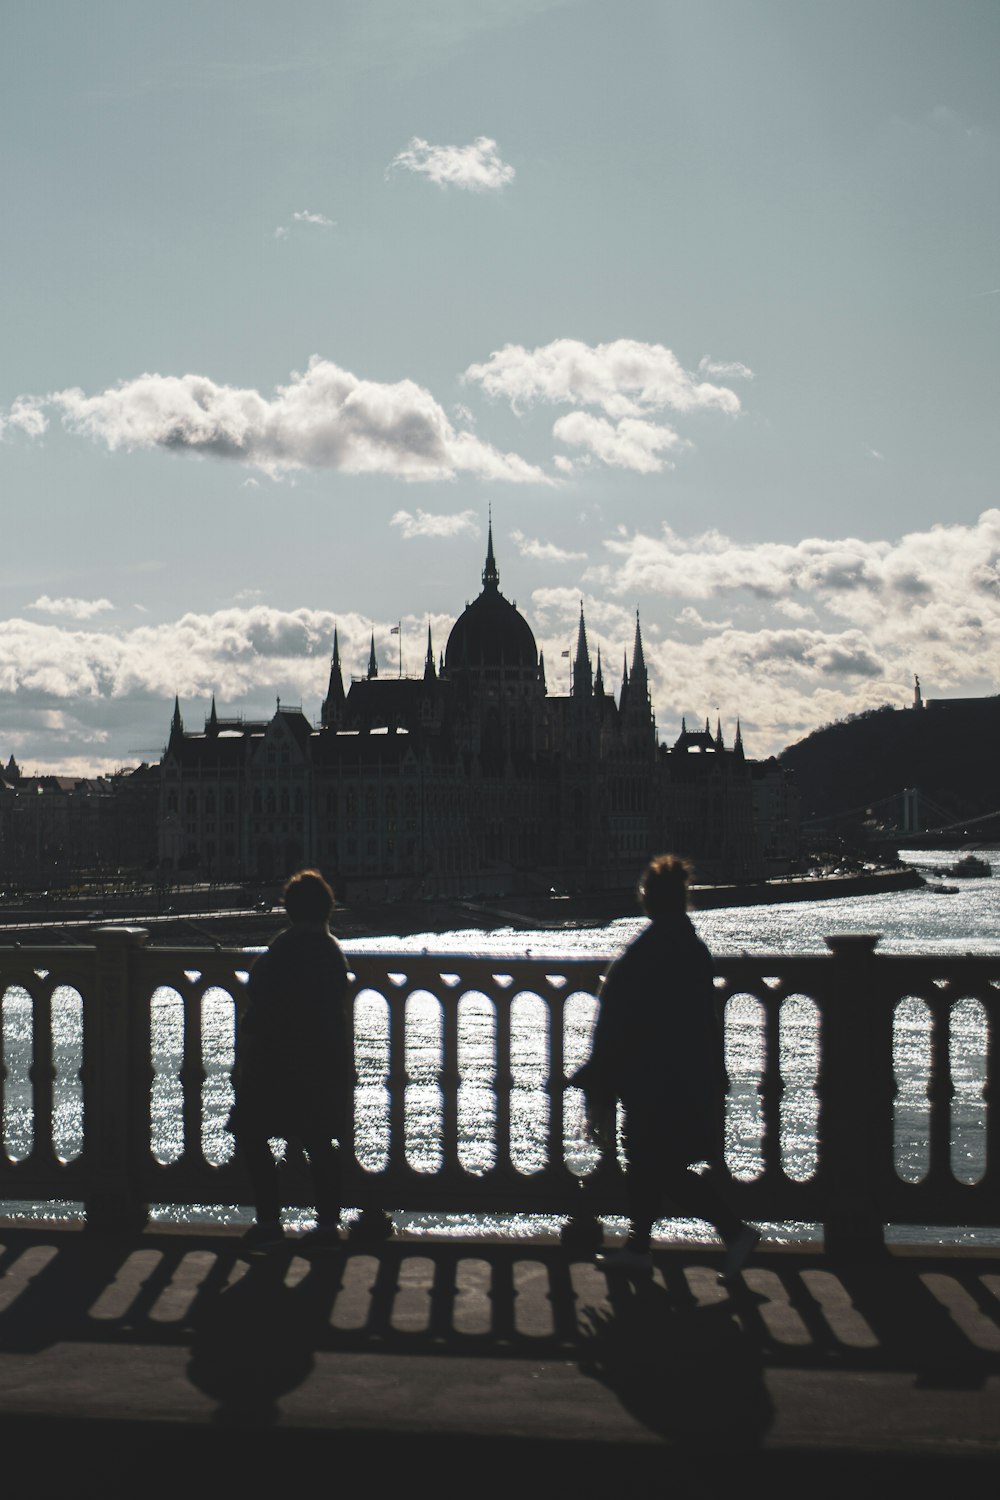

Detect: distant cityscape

[0,531,800,896]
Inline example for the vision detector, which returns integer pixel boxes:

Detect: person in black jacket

[572,854,759,1276]
[227,869,351,1248]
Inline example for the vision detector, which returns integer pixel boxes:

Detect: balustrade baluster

[761,990,783,1179]
[179,986,206,1165]
[27,983,57,1171]
[494,987,514,1176]
[387,989,407,1176]
[545,988,566,1177]
[440,978,461,1176]
[984,991,1000,1193]
[926,990,955,1186]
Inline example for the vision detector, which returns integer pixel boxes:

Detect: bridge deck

[1,1222,998,1496]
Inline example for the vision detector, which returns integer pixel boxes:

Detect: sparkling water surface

[3,849,998,1245]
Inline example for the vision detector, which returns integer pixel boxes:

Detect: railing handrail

[2,932,999,1255]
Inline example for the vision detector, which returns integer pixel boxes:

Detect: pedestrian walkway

[0,1222,998,1496]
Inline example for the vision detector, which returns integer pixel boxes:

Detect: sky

[1,0,998,775]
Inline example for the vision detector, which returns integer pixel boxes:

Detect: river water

[2,848,998,1245]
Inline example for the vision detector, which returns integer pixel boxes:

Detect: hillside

[779,697,1000,832]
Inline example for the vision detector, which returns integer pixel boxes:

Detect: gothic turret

[367,632,378,680]
[168,695,184,752]
[424,624,436,682]
[572,602,593,698]
[321,628,346,727]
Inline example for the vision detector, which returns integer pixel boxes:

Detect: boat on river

[945,855,992,878]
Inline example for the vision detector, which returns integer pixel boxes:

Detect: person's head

[282,868,335,925]
[638,854,693,918]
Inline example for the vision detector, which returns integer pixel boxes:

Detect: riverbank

[0,865,925,945]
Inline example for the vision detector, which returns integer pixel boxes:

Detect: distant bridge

[805,788,1000,846]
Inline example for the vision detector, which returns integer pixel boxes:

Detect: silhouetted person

[227,869,350,1248]
[572,854,759,1276]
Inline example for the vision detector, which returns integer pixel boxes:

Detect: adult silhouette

[572,854,759,1275]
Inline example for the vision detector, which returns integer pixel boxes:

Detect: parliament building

[158,530,798,893]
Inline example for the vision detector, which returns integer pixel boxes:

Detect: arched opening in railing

[2,985,34,1163]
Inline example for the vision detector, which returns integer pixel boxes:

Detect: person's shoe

[241,1220,285,1251]
[595,1245,653,1272]
[720,1224,760,1283]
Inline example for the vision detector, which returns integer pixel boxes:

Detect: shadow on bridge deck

[0,1224,998,1496]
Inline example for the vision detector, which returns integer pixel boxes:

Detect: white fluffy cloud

[35,356,549,483]
[29,596,114,620]
[466,338,745,419]
[465,338,745,473]
[1,397,47,439]
[391,508,480,539]
[511,530,586,563]
[0,606,453,710]
[389,135,514,191]
[552,412,687,474]
[579,510,1000,749]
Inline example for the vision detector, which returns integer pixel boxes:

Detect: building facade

[157,531,799,893]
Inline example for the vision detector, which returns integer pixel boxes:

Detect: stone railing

[1,929,998,1255]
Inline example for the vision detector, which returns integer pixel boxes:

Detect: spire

[630,609,647,680]
[208,695,218,734]
[367,632,378,679]
[322,628,346,727]
[482,509,499,592]
[715,715,723,749]
[595,645,605,697]
[538,649,546,690]
[734,718,745,760]
[168,695,184,751]
[424,623,436,682]
[705,716,711,736]
[572,601,593,697]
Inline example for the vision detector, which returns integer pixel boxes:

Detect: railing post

[83,927,151,1234]
[819,934,894,1260]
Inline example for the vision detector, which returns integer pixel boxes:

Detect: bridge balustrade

[1,928,998,1255]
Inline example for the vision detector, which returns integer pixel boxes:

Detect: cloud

[390,508,480,539]
[466,338,746,420]
[510,530,586,563]
[276,209,335,238]
[552,412,687,474]
[698,356,754,380]
[389,135,514,192]
[1,397,48,439]
[36,356,550,483]
[28,595,115,620]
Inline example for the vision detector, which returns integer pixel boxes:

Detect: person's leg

[302,1134,342,1230]
[621,1130,663,1251]
[236,1132,282,1226]
[659,1163,743,1244]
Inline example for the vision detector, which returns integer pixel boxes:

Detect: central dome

[444,528,538,671]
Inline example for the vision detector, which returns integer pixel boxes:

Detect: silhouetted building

[157,530,798,892]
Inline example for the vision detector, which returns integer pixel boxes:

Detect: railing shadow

[1,1226,999,1441]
